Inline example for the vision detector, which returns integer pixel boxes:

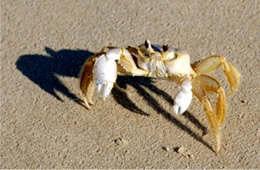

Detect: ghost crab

[79,40,240,152]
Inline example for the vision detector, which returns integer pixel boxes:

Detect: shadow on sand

[16,47,212,151]
[16,47,92,107]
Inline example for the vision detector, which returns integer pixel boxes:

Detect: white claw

[173,79,193,114]
[106,48,121,60]
[93,48,121,99]
[96,84,102,95]
[103,82,114,100]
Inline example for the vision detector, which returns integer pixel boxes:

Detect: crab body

[79,40,240,153]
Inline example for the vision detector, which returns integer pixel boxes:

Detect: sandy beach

[1,0,259,168]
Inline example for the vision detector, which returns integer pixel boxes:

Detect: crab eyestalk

[161,44,176,60]
[162,44,168,52]
[144,39,151,49]
[144,39,155,54]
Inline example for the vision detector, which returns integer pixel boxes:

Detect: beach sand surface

[1,0,259,168]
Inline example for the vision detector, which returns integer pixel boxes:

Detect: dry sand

[1,0,259,168]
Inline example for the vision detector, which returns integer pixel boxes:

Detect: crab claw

[173,79,193,114]
[93,48,121,99]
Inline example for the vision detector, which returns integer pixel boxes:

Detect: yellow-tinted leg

[193,55,240,96]
[192,77,223,152]
[79,56,97,109]
[195,74,227,126]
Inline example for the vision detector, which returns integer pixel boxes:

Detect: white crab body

[147,58,168,77]
[93,46,194,114]
[165,52,193,76]
[150,59,168,77]
[136,46,193,78]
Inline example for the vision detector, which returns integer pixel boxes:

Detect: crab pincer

[93,48,121,99]
[173,79,193,114]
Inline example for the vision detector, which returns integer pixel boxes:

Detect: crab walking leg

[173,78,193,114]
[222,60,241,96]
[216,87,226,126]
[79,56,97,109]
[192,56,240,95]
[113,83,129,94]
[203,97,222,153]
[93,48,121,100]
[196,75,227,126]
[192,79,221,152]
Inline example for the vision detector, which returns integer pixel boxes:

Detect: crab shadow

[16,47,211,151]
[16,47,94,107]
[113,76,212,151]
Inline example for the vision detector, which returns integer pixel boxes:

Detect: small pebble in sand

[174,146,186,153]
[186,153,194,158]
[174,146,194,158]
[114,137,128,146]
[162,146,170,152]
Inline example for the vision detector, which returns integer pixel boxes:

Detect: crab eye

[162,44,168,52]
[145,40,151,49]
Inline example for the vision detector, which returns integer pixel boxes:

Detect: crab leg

[192,77,221,152]
[79,56,97,109]
[192,56,240,95]
[195,74,227,126]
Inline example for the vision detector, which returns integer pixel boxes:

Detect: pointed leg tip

[88,100,94,105]
[215,133,222,154]
[85,104,91,109]
[215,146,221,154]
[82,97,91,109]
